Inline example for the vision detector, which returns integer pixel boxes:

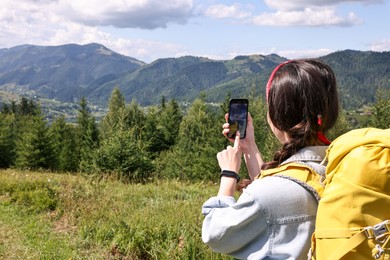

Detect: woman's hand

[222,112,264,180]
[217,133,242,196]
[217,133,242,173]
[222,112,256,154]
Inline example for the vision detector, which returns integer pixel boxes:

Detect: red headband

[266,60,292,101]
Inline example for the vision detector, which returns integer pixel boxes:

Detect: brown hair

[262,59,339,170]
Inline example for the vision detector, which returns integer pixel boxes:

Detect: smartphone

[227,98,249,139]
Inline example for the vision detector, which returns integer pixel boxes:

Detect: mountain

[0,43,389,110]
[88,54,286,106]
[320,50,390,108]
[0,43,145,103]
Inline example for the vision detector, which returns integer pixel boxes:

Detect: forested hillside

[1,87,389,180]
[91,54,286,106]
[321,50,390,109]
[0,43,144,103]
[1,44,389,111]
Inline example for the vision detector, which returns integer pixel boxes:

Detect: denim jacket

[202,146,327,260]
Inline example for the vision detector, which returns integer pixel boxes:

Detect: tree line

[0,88,389,182]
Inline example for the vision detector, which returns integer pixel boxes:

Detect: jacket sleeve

[201,190,268,255]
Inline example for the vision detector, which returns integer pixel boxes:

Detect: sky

[1,0,389,63]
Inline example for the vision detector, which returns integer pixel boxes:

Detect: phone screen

[227,99,248,139]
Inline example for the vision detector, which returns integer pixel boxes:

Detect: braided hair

[262,59,339,170]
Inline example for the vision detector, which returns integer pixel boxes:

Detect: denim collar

[280,146,328,181]
[281,146,328,165]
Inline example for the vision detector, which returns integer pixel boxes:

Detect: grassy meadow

[0,169,233,259]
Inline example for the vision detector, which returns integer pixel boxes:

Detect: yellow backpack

[311,128,390,260]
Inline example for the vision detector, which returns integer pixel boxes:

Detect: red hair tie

[317,115,331,145]
[317,132,331,145]
[317,115,323,126]
[266,60,292,101]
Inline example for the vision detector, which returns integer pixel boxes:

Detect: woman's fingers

[233,132,240,148]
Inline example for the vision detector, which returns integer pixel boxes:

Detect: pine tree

[328,110,352,140]
[160,99,182,148]
[49,115,78,172]
[94,127,153,182]
[14,113,55,170]
[1,98,42,168]
[125,99,145,133]
[156,98,223,180]
[1,103,11,114]
[371,89,390,129]
[100,87,127,138]
[17,97,39,116]
[94,91,154,181]
[77,97,99,172]
[0,113,16,168]
[143,106,167,154]
[144,98,183,154]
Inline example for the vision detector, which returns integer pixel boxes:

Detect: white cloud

[264,0,382,11]
[251,7,361,27]
[369,39,390,52]
[0,0,191,62]
[58,0,194,29]
[276,48,335,59]
[0,0,387,63]
[204,1,370,27]
[106,38,187,63]
[203,4,252,19]
[43,23,188,62]
[0,0,195,44]
[0,0,61,45]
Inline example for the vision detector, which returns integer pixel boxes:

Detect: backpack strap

[315,220,390,260]
[259,162,325,201]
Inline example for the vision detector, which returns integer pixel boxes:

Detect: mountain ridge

[0,43,145,103]
[0,43,389,110]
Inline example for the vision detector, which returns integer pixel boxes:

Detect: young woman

[202,59,339,259]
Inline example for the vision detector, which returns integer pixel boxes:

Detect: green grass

[0,169,233,259]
